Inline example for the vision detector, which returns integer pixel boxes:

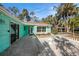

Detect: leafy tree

[69,16,79,39]
[42,15,58,27]
[56,3,79,32]
[69,16,79,30]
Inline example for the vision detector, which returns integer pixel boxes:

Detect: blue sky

[2,3,60,19]
[2,3,79,19]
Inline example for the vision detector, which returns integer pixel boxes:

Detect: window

[37,27,46,32]
[37,27,41,32]
[42,27,46,32]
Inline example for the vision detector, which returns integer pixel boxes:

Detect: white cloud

[47,6,57,16]
[50,6,54,10]
[30,6,57,19]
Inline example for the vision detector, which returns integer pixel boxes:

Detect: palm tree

[30,11,37,21]
[56,3,79,32]
[18,9,30,21]
[9,6,19,16]
[30,11,35,16]
[22,9,29,16]
[18,14,24,20]
[21,9,31,21]
[69,16,79,39]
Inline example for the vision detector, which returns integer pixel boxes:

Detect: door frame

[28,26,33,34]
[10,22,19,44]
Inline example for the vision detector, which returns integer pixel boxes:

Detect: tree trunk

[67,26,69,32]
[73,23,75,40]
[66,13,70,33]
[66,19,69,33]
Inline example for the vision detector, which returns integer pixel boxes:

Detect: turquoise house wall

[19,25,29,38]
[0,11,29,53]
[25,26,29,35]
[0,12,10,53]
[19,24,25,38]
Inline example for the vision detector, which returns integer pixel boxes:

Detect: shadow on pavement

[34,34,56,56]
[54,36,79,56]
[1,34,56,56]
[1,35,44,56]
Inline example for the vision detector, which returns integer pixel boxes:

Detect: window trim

[37,26,46,32]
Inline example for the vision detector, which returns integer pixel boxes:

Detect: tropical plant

[69,16,79,39]
[22,9,29,16]
[42,15,59,34]
[69,16,79,30]
[9,6,19,16]
[18,9,30,21]
[30,11,35,16]
[42,15,58,27]
[30,11,39,22]
[18,14,24,20]
[56,3,79,32]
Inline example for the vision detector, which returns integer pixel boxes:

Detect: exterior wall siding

[24,26,29,36]
[0,12,29,53]
[0,13,10,53]
[19,25,29,38]
[19,24,25,38]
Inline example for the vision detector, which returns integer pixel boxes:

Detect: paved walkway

[2,35,42,56]
[37,34,56,56]
[37,34,79,56]
[1,34,79,56]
